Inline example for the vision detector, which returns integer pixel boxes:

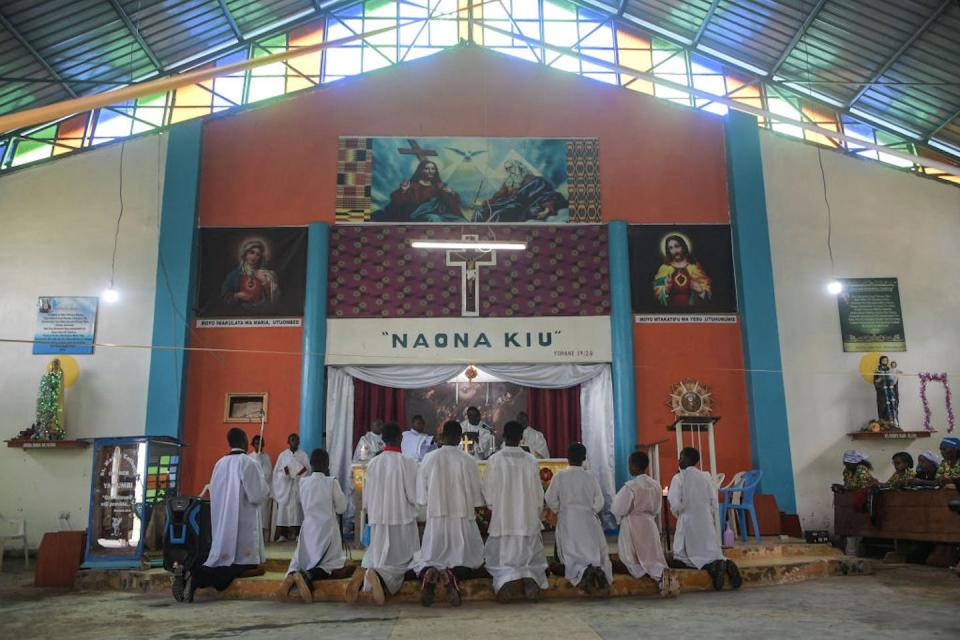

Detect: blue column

[299,222,329,453]
[724,110,797,513]
[145,120,203,438]
[608,221,637,489]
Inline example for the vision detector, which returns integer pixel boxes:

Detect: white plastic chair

[0,512,29,570]
[719,471,746,536]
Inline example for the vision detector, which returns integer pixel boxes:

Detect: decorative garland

[918,372,955,433]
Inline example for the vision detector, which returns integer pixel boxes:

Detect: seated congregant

[884,451,915,489]
[544,442,612,595]
[278,448,349,603]
[834,450,877,490]
[668,447,742,591]
[937,437,960,485]
[173,428,269,602]
[915,449,942,483]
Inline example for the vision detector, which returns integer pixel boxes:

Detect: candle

[662,485,668,497]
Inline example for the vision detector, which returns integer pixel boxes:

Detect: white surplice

[611,475,667,580]
[668,466,724,569]
[204,450,270,568]
[400,429,435,463]
[273,448,310,527]
[461,419,496,460]
[522,427,550,459]
[247,450,273,530]
[544,466,612,586]
[353,431,384,463]
[361,449,420,593]
[483,446,548,592]
[287,472,347,574]
[411,446,485,574]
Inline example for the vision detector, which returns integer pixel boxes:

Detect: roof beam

[846,0,952,108]
[927,104,960,141]
[617,0,627,16]
[692,0,720,48]
[106,0,164,73]
[769,0,828,77]
[0,10,77,98]
[217,0,243,40]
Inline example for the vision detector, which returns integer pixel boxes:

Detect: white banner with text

[326,316,612,365]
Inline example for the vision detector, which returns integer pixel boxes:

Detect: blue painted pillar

[145,120,203,438]
[608,221,638,489]
[299,222,329,453]
[724,111,797,513]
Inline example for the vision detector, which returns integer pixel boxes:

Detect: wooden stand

[668,416,719,477]
[5,439,89,449]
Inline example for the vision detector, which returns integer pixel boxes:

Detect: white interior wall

[761,130,960,530]
[0,134,166,547]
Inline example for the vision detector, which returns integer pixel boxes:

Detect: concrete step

[75,551,848,604]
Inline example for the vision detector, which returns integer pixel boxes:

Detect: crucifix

[446,235,496,316]
[398,139,438,163]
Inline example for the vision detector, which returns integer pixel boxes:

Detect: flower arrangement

[918,372,955,433]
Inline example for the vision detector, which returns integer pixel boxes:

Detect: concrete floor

[1,563,957,640]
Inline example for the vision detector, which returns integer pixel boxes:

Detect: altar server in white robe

[517,412,550,460]
[544,442,612,594]
[611,451,671,592]
[248,435,273,540]
[345,422,419,605]
[401,415,436,463]
[173,428,269,602]
[461,406,497,460]
[484,420,549,602]
[273,433,310,541]
[353,418,385,463]
[668,447,741,590]
[278,448,348,603]
[411,420,485,607]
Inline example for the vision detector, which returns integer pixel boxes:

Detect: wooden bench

[834,488,960,544]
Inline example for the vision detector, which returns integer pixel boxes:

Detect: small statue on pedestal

[35,358,66,440]
[873,355,900,430]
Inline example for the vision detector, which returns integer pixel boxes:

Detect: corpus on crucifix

[446,235,496,316]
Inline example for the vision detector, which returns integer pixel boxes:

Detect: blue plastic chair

[719,470,763,544]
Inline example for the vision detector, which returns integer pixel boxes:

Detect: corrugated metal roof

[0,0,958,157]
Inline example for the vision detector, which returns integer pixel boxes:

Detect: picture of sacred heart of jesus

[445,234,496,317]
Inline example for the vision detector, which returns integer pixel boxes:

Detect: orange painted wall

[182,45,750,494]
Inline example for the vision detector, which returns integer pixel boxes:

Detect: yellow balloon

[56,355,80,388]
[859,352,882,384]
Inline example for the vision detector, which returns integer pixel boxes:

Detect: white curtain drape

[325,367,355,490]
[325,363,616,515]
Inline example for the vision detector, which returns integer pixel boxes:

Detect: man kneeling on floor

[174,427,269,602]
[484,420,549,603]
[544,442,613,595]
[410,420,486,607]
[277,448,351,603]
[345,421,420,605]
[667,447,742,591]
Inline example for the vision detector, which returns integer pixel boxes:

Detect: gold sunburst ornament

[668,379,714,417]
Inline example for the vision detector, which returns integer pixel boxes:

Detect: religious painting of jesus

[628,225,737,316]
[336,136,601,223]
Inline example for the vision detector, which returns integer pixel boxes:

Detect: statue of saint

[873,355,900,429]
[35,358,65,440]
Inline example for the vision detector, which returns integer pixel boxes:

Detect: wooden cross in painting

[398,139,439,163]
[446,235,496,316]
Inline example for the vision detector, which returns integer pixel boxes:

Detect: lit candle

[662,485,669,497]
